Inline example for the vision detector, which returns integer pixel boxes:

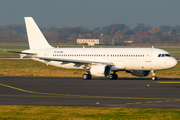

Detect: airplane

[12,17,178,80]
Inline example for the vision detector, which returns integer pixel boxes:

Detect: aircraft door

[146,50,152,62]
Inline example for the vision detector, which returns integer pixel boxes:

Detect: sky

[0,0,180,30]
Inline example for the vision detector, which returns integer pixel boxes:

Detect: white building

[77,39,104,46]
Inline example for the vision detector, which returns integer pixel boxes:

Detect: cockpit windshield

[158,54,171,57]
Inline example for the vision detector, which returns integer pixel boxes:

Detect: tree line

[0,23,180,45]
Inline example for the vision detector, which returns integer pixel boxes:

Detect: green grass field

[0,106,179,119]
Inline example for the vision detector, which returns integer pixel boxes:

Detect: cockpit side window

[165,54,171,57]
[158,54,171,57]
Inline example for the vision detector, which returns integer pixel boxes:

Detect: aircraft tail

[24,17,53,49]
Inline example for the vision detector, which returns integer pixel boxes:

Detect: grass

[0,60,85,77]
[0,45,28,57]
[0,106,179,119]
[0,59,180,78]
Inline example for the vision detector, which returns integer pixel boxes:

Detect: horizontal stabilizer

[5,50,37,55]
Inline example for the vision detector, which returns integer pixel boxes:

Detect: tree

[102,35,111,44]
[133,23,151,34]
[148,27,161,35]
[110,26,115,36]
[125,30,133,35]
[159,25,172,32]
[171,29,176,34]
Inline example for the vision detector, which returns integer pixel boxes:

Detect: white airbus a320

[15,17,178,80]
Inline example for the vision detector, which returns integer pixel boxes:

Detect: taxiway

[0,77,180,108]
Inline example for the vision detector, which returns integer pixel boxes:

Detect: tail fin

[24,17,53,49]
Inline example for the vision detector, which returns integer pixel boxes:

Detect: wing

[32,56,114,66]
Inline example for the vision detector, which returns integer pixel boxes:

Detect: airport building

[76,39,104,46]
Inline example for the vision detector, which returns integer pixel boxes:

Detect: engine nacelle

[126,70,150,77]
[90,64,111,77]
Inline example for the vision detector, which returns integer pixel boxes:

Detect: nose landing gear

[151,70,157,81]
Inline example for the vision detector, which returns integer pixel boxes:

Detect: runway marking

[125,103,132,104]
[0,83,178,101]
[146,101,152,103]
[156,81,180,83]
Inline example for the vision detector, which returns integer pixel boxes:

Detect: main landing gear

[109,71,118,80]
[82,72,92,80]
[151,70,157,81]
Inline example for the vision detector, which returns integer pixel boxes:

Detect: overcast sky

[0,0,180,29]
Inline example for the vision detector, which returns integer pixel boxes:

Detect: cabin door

[146,50,152,62]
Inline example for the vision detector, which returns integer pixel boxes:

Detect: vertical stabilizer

[24,17,53,49]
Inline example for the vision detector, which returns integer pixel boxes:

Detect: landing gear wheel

[83,74,88,80]
[109,74,118,80]
[152,76,157,81]
[151,70,157,81]
[82,74,92,80]
[88,74,92,79]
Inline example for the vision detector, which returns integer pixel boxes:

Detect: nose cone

[170,58,178,68]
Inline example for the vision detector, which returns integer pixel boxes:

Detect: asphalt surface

[0,77,180,108]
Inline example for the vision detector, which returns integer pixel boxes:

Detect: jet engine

[90,64,111,77]
[126,70,150,77]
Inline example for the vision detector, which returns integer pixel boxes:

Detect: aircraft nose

[171,58,178,68]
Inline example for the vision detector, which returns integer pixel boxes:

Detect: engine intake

[90,64,111,77]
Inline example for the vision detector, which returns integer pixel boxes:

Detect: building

[110,39,115,45]
[77,39,104,46]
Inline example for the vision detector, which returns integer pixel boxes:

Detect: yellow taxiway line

[156,81,180,83]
